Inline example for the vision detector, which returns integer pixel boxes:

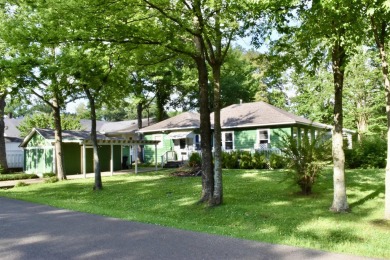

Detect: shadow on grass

[349,185,384,209]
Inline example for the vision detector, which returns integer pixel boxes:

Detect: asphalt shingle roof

[138,111,200,133]
[214,101,322,129]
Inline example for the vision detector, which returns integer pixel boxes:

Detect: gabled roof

[20,128,159,147]
[138,111,200,133]
[4,118,23,138]
[214,101,324,129]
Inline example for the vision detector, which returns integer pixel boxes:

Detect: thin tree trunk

[52,97,66,180]
[330,41,349,212]
[371,17,390,219]
[137,102,144,163]
[0,93,8,172]
[193,41,213,203]
[211,66,222,206]
[85,88,102,190]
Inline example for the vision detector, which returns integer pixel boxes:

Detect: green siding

[270,128,291,148]
[144,134,174,163]
[24,147,54,175]
[63,143,81,174]
[234,130,256,150]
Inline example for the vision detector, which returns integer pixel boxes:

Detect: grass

[0,168,389,259]
[0,172,39,181]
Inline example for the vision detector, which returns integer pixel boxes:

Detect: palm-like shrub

[278,129,331,195]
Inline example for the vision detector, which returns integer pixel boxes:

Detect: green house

[20,128,160,176]
[138,101,350,164]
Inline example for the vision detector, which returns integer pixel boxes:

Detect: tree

[268,0,364,212]
[17,112,82,137]
[366,0,390,219]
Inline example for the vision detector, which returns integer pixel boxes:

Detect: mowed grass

[0,168,389,258]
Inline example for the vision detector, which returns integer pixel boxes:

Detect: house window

[153,134,163,148]
[223,132,234,150]
[194,134,201,150]
[179,139,186,149]
[258,129,270,149]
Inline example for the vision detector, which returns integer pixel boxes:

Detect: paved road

[0,197,376,260]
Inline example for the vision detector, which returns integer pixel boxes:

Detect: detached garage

[20,128,159,176]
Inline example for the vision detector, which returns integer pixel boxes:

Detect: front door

[173,138,190,161]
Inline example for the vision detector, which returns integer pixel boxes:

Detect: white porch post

[83,144,86,178]
[155,144,157,171]
[110,143,114,176]
[135,144,138,174]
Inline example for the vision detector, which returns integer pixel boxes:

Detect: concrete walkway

[0,168,160,189]
[0,197,377,260]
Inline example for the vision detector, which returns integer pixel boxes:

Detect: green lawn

[0,168,389,258]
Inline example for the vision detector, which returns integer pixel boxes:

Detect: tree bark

[371,17,390,219]
[0,93,8,172]
[193,38,213,203]
[52,96,66,180]
[330,41,349,213]
[85,88,102,190]
[211,66,223,206]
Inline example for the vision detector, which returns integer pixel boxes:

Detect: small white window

[153,134,163,148]
[258,129,270,149]
[222,132,234,150]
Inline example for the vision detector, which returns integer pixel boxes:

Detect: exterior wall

[24,134,54,176]
[6,143,24,168]
[63,143,81,174]
[234,129,256,150]
[144,133,174,164]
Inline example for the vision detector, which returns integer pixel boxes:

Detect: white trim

[222,131,234,150]
[255,129,270,149]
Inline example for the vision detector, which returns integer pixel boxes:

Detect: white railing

[7,150,24,168]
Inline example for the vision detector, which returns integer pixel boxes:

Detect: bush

[43,173,56,178]
[345,135,386,169]
[239,151,253,169]
[14,181,29,187]
[252,151,268,169]
[188,153,202,167]
[0,173,39,181]
[277,129,331,195]
[269,153,287,169]
[222,151,239,169]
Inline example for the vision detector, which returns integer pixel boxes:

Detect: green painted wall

[24,147,54,175]
[144,134,174,163]
[234,129,256,150]
[63,143,81,174]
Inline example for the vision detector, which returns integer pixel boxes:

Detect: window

[194,134,201,150]
[179,139,186,149]
[223,132,234,150]
[258,129,270,149]
[153,134,163,148]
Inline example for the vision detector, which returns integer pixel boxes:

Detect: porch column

[110,143,114,176]
[155,144,157,171]
[82,144,86,178]
[135,144,138,174]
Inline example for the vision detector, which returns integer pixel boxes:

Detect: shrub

[252,151,268,169]
[0,164,5,174]
[269,153,287,169]
[239,151,253,169]
[188,153,202,167]
[222,151,239,169]
[43,173,56,178]
[277,129,331,195]
[0,173,39,181]
[345,135,386,169]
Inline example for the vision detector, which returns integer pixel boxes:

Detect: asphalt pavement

[0,197,379,260]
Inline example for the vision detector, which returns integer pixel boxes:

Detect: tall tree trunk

[371,17,390,219]
[137,102,144,163]
[211,66,223,206]
[85,88,102,190]
[0,93,8,172]
[330,42,349,212]
[193,39,213,203]
[52,96,66,180]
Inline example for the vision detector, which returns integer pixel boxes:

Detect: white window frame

[257,129,270,148]
[153,134,163,148]
[222,131,234,150]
